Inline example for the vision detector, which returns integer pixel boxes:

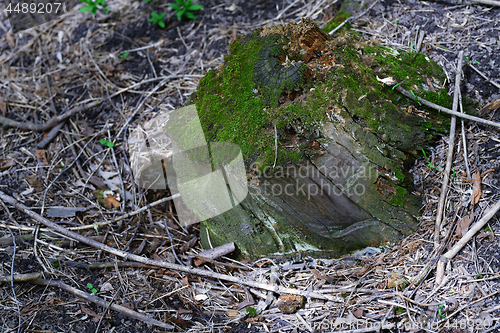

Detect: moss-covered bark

[190,19,456,258]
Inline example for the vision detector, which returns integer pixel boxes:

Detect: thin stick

[390,83,500,129]
[435,196,500,285]
[459,91,471,179]
[328,0,380,35]
[0,190,338,302]
[468,63,500,90]
[68,193,180,231]
[471,0,500,7]
[0,272,42,284]
[415,30,425,53]
[0,100,101,132]
[31,279,174,329]
[434,51,464,245]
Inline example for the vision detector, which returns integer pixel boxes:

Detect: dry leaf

[353,308,364,319]
[471,171,481,205]
[104,193,120,209]
[88,175,107,189]
[182,275,190,287]
[477,231,494,242]
[456,214,474,238]
[93,189,120,209]
[6,31,15,47]
[0,99,6,117]
[34,149,48,164]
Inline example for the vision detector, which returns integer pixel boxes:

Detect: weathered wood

[191,19,454,258]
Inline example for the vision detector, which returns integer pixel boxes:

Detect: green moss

[192,23,452,175]
[421,89,452,109]
[389,186,407,206]
[322,9,352,34]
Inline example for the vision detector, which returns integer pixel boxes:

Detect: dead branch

[31,278,175,329]
[0,272,43,284]
[434,51,464,244]
[389,83,500,129]
[471,0,500,7]
[0,190,338,302]
[435,196,500,285]
[0,100,101,132]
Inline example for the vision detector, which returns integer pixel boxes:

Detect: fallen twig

[328,0,380,35]
[68,193,181,231]
[31,278,175,329]
[471,0,500,7]
[435,196,500,285]
[0,190,338,302]
[415,30,425,53]
[0,272,43,284]
[434,51,464,244]
[389,82,500,129]
[0,100,101,132]
[468,63,500,90]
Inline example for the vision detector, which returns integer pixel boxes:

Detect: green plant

[463,56,481,65]
[119,52,130,58]
[245,307,257,317]
[79,0,109,15]
[438,303,446,317]
[422,149,439,171]
[148,11,166,28]
[87,283,98,294]
[395,307,406,315]
[99,139,115,148]
[168,0,203,21]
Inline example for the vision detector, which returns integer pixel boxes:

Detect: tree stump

[190,18,452,258]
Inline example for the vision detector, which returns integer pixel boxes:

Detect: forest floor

[1,0,500,332]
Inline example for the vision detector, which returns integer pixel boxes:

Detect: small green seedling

[119,52,130,58]
[438,44,450,51]
[395,307,406,315]
[438,303,446,317]
[410,90,421,105]
[93,222,100,235]
[87,283,98,294]
[99,139,115,148]
[422,149,440,171]
[168,0,203,21]
[148,11,166,28]
[79,0,110,15]
[410,39,413,54]
[463,56,481,65]
[451,170,462,183]
[245,307,257,317]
